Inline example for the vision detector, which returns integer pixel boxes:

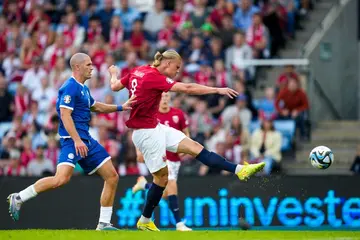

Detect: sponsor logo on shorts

[68,153,75,159]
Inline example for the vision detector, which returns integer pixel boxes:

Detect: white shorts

[132,123,187,173]
[167,160,181,181]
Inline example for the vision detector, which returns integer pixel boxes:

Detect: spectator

[98,126,120,164]
[227,115,250,163]
[115,0,141,32]
[96,0,116,37]
[183,35,209,72]
[22,56,47,92]
[209,0,231,28]
[213,59,228,88]
[200,76,226,119]
[350,145,360,175]
[275,77,309,138]
[276,65,299,93]
[3,48,22,81]
[120,51,139,78]
[20,136,35,167]
[225,31,254,82]
[108,16,125,53]
[25,115,48,149]
[96,94,118,135]
[27,144,54,176]
[31,77,57,113]
[48,56,72,89]
[26,5,50,34]
[118,130,141,176]
[6,22,24,56]
[0,75,14,122]
[76,0,94,30]
[89,35,108,71]
[194,61,212,85]
[205,120,226,152]
[43,34,70,71]
[221,94,252,129]
[190,0,210,29]
[190,100,213,145]
[14,84,30,117]
[86,16,103,44]
[143,0,167,38]
[34,19,55,52]
[250,118,282,175]
[3,149,26,176]
[233,0,260,32]
[258,87,277,121]
[0,15,8,61]
[207,37,225,66]
[99,53,116,83]
[216,14,236,50]
[57,12,85,49]
[246,13,270,59]
[156,16,175,49]
[19,36,41,70]
[171,0,190,31]
[45,136,60,167]
[123,20,151,59]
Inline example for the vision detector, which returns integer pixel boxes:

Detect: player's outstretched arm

[91,95,136,113]
[108,65,125,91]
[170,82,239,99]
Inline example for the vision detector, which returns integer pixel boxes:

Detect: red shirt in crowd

[121,65,176,129]
[157,107,189,162]
[275,88,309,113]
[109,27,124,50]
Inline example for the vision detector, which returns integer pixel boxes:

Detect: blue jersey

[56,77,96,140]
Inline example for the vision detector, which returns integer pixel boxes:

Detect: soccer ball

[309,146,334,169]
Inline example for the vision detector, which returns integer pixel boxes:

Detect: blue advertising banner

[0,176,359,230]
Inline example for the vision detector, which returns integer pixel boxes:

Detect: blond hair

[152,50,182,67]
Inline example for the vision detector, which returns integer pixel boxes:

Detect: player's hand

[216,88,239,99]
[122,95,136,111]
[74,139,88,158]
[108,65,119,76]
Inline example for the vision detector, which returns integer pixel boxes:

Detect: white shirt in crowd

[221,105,252,130]
[32,87,57,112]
[22,68,47,92]
[27,158,54,177]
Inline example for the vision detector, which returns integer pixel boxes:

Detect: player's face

[160,92,171,109]
[165,59,181,79]
[81,57,94,80]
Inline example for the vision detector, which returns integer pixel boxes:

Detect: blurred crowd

[0,0,312,177]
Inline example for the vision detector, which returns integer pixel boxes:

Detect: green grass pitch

[0,230,359,240]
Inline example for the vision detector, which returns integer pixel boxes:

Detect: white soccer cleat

[132,176,147,194]
[176,222,192,231]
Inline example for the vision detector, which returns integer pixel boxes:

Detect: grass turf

[0,230,359,240]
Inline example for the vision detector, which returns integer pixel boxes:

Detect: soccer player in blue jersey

[7,53,135,230]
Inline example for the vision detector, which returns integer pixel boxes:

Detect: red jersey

[121,65,176,129]
[157,107,189,162]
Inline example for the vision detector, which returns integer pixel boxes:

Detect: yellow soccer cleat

[137,219,160,231]
[237,162,265,181]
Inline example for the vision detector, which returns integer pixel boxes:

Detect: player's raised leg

[94,158,119,230]
[137,166,168,231]
[8,164,73,221]
[177,138,265,181]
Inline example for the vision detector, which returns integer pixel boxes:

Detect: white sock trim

[19,184,38,202]
[235,165,244,174]
[140,215,150,224]
[99,206,113,224]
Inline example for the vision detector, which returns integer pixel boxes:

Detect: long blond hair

[152,50,182,67]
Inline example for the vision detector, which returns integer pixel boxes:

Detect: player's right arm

[170,82,239,99]
[59,87,88,158]
[109,65,126,91]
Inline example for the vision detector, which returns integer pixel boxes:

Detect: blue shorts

[58,137,110,175]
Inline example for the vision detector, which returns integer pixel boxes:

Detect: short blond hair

[152,50,182,67]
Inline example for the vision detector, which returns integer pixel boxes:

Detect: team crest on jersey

[172,115,179,124]
[166,78,174,84]
[64,95,71,104]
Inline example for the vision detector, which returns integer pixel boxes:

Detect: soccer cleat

[7,193,22,221]
[132,176,147,194]
[96,222,119,231]
[176,222,192,231]
[237,162,265,181]
[137,219,160,231]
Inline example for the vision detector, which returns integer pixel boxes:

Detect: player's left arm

[91,95,136,113]
[108,65,126,91]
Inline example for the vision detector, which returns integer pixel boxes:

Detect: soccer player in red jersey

[132,92,192,231]
[109,50,265,231]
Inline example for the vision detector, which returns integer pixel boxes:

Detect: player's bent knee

[54,175,71,188]
[107,172,119,185]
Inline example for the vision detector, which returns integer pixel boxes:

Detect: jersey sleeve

[179,110,189,130]
[88,89,96,107]
[120,73,130,89]
[59,84,78,110]
[145,73,176,92]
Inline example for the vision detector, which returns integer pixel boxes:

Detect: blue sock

[196,148,237,173]
[168,195,181,223]
[142,183,165,218]
[145,183,152,190]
